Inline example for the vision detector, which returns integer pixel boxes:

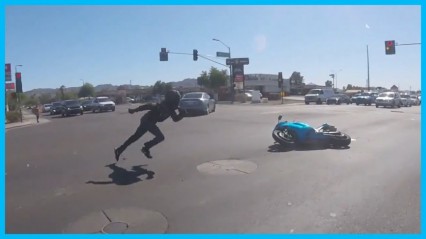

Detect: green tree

[197,71,209,88]
[346,84,353,90]
[152,81,173,95]
[38,93,54,105]
[59,85,66,100]
[289,71,304,85]
[325,80,333,87]
[196,67,227,92]
[23,97,38,106]
[78,83,95,98]
[209,67,227,92]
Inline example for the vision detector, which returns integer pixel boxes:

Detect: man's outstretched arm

[128,103,155,114]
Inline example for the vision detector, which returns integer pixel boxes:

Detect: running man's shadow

[86,163,155,186]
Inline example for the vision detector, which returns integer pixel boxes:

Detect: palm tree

[59,85,65,100]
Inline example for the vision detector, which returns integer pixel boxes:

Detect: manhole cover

[102,222,129,234]
[64,207,168,234]
[197,159,257,175]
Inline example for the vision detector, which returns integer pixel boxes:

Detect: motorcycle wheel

[329,133,351,147]
[273,128,296,146]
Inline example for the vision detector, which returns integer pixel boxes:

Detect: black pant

[118,120,165,154]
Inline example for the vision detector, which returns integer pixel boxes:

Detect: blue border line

[1,0,424,5]
[2,1,423,239]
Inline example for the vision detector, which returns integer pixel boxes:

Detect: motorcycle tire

[273,128,296,146]
[329,133,351,147]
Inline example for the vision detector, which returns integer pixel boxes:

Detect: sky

[4,5,421,92]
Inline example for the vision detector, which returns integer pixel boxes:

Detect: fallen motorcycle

[272,115,351,148]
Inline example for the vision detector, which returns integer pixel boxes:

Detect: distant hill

[170,78,198,88]
[24,79,199,97]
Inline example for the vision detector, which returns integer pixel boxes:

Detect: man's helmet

[164,90,181,109]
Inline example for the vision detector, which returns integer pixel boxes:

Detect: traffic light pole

[396,43,421,46]
[17,93,22,123]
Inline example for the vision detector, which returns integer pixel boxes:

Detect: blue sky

[5,5,421,92]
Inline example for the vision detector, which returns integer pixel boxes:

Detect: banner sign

[5,63,12,81]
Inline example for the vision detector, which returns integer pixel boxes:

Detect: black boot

[141,147,152,159]
[114,147,123,162]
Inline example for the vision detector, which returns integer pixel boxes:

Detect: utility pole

[367,45,370,91]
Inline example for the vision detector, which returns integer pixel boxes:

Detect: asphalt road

[6,102,421,233]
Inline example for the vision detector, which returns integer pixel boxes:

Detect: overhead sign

[5,63,12,81]
[216,52,230,58]
[226,58,249,65]
[233,64,245,83]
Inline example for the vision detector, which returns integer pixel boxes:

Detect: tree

[209,67,227,92]
[346,84,353,90]
[325,80,333,87]
[196,67,227,92]
[59,85,66,100]
[197,71,209,88]
[78,83,95,98]
[152,81,173,95]
[289,71,304,85]
[38,93,54,105]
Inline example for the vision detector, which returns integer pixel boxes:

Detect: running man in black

[114,90,185,161]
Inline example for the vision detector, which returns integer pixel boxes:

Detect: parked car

[326,94,351,105]
[375,92,402,108]
[90,97,116,112]
[81,100,93,111]
[418,95,421,105]
[179,92,216,115]
[60,100,83,117]
[50,101,63,115]
[126,97,135,103]
[42,104,52,113]
[400,95,412,107]
[355,92,376,106]
[304,88,335,104]
[409,95,420,106]
[350,93,362,104]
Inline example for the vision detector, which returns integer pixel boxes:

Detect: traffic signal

[193,49,198,61]
[160,48,168,61]
[15,72,23,93]
[278,72,283,88]
[385,40,396,55]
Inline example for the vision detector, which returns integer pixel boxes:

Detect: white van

[304,88,335,104]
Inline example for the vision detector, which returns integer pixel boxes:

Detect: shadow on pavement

[86,163,155,186]
[267,143,350,153]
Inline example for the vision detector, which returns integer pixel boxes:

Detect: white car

[90,97,116,112]
[42,104,52,113]
[409,95,420,106]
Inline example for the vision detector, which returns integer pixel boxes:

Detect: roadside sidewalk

[5,109,50,130]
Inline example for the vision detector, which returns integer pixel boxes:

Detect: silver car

[375,92,402,108]
[179,92,216,115]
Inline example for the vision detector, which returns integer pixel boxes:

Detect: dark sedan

[81,100,93,111]
[60,100,83,117]
[356,92,376,106]
[49,101,63,115]
[326,94,350,105]
[179,92,216,115]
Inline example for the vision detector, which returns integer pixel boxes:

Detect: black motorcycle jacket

[131,102,184,123]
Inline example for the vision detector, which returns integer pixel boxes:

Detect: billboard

[6,82,15,90]
[5,63,12,81]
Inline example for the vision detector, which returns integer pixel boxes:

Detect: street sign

[226,58,249,65]
[216,52,230,58]
[5,63,12,81]
[6,82,15,90]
